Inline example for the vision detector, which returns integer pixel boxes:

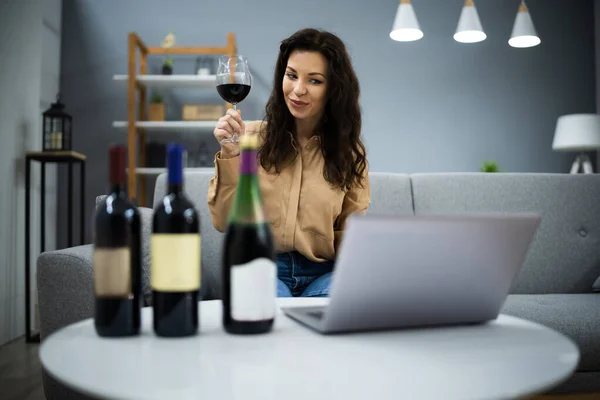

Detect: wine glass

[216,55,252,144]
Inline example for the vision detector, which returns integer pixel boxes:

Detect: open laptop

[281,212,540,334]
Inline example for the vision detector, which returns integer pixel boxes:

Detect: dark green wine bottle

[222,134,276,334]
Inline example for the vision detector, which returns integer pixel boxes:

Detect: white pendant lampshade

[454,0,486,43]
[390,0,424,42]
[509,2,541,48]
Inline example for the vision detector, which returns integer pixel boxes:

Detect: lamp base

[570,153,594,174]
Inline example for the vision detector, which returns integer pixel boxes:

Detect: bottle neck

[166,144,184,195]
[167,182,184,195]
[240,147,258,175]
[109,183,125,194]
[228,148,264,224]
[109,147,126,195]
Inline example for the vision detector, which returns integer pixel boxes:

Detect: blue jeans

[276,252,334,297]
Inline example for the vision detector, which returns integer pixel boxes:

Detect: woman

[207,28,370,298]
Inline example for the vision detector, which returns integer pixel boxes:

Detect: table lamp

[552,114,600,174]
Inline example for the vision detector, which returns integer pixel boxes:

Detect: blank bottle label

[93,247,132,298]
[151,234,201,292]
[231,258,276,321]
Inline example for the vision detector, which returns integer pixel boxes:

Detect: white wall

[0,0,61,347]
[41,4,62,255]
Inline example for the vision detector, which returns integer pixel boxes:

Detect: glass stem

[232,103,239,141]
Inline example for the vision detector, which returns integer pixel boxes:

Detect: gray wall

[58,0,595,245]
[597,0,600,149]
[0,0,61,346]
[39,0,63,337]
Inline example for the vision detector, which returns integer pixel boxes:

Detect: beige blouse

[207,120,370,263]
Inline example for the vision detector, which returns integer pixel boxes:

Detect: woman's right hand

[214,108,245,159]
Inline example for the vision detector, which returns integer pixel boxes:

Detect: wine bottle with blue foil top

[151,143,201,337]
[222,133,276,334]
[93,145,142,337]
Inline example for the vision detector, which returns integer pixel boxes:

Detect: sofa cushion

[410,173,600,294]
[153,170,415,300]
[502,294,600,371]
[366,172,414,214]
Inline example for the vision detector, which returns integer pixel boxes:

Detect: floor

[0,336,599,400]
[0,337,44,400]
[533,396,600,400]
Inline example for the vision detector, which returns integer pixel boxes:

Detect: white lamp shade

[454,1,486,43]
[552,114,600,151]
[390,2,423,42]
[509,4,541,48]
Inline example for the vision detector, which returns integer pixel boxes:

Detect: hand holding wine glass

[215,55,252,145]
[214,109,245,159]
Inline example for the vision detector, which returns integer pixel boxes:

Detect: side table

[25,151,86,343]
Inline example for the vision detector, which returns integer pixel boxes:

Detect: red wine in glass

[216,55,252,144]
[216,83,251,105]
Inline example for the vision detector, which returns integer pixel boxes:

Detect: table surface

[39,298,579,400]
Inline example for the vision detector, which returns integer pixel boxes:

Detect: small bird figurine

[161,31,175,48]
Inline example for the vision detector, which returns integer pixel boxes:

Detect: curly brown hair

[259,28,367,191]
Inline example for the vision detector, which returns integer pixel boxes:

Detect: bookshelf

[112,120,217,132]
[128,167,214,175]
[120,32,236,206]
[113,74,217,89]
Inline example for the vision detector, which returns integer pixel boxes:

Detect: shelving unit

[129,167,214,175]
[120,32,236,206]
[112,120,217,133]
[113,74,217,89]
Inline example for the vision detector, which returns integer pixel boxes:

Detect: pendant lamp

[509,1,541,48]
[454,0,486,43]
[390,0,424,42]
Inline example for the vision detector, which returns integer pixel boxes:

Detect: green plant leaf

[480,160,499,173]
[150,91,163,103]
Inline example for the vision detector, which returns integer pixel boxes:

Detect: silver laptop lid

[322,213,540,332]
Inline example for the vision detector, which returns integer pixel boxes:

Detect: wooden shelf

[113,74,216,89]
[128,167,214,175]
[113,121,216,133]
[119,31,236,206]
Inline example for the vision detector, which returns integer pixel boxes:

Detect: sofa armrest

[37,244,94,341]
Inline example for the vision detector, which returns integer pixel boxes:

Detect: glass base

[219,134,239,144]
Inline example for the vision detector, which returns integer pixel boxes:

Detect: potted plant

[149,91,165,121]
[160,32,175,75]
[162,57,173,75]
[480,160,500,173]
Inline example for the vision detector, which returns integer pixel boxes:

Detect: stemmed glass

[216,55,252,144]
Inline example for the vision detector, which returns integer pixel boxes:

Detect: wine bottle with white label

[93,145,141,337]
[151,143,201,337]
[222,133,276,334]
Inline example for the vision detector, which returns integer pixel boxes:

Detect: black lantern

[43,94,72,151]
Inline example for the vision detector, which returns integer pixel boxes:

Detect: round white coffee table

[40,298,579,400]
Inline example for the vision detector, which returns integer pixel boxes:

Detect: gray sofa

[37,171,600,399]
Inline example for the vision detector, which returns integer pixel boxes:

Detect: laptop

[281,212,541,334]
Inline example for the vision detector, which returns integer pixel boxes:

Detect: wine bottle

[93,145,142,337]
[222,134,276,334]
[151,143,201,337]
